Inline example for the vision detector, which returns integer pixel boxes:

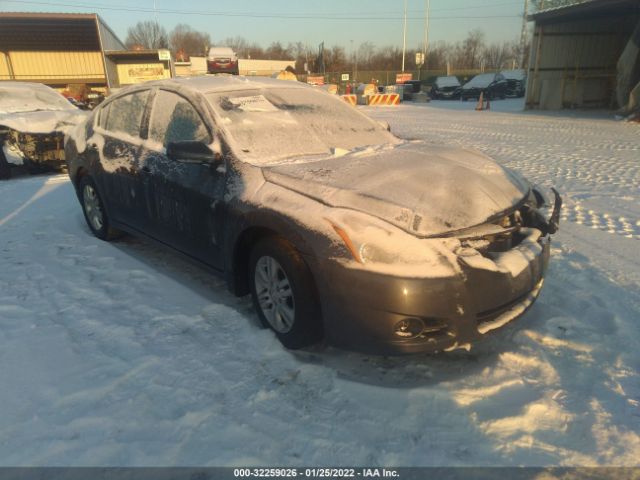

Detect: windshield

[501,69,525,80]
[464,74,496,89]
[206,87,398,165]
[0,85,75,114]
[436,76,460,88]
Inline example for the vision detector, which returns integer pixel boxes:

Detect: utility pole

[423,0,430,77]
[423,0,430,56]
[519,0,529,68]
[351,39,355,82]
[355,44,358,82]
[401,0,407,72]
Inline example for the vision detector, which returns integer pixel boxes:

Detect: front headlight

[325,211,461,277]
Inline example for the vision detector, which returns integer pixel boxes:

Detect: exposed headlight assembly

[325,211,461,277]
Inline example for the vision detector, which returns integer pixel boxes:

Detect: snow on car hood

[0,110,87,134]
[262,142,530,237]
[462,74,496,90]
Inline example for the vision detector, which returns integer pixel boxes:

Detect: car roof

[140,76,310,95]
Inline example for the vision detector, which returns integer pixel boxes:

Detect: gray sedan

[65,76,560,354]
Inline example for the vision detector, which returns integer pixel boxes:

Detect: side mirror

[166,141,220,164]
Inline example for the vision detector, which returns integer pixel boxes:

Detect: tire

[0,143,11,180]
[78,175,122,241]
[249,236,323,349]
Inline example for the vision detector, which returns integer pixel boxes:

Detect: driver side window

[149,90,210,147]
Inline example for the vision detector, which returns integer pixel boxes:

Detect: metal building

[0,12,125,89]
[104,50,174,89]
[526,0,640,111]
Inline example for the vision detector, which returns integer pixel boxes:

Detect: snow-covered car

[500,69,527,98]
[0,82,86,179]
[65,76,561,354]
[430,76,461,99]
[460,73,509,101]
[207,47,239,75]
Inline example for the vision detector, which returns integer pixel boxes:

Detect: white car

[0,81,86,179]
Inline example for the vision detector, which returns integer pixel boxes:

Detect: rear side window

[104,90,150,138]
[149,90,210,146]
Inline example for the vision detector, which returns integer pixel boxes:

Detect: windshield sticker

[224,95,279,112]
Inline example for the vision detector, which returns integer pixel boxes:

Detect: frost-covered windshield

[463,74,496,89]
[436,76,460,88]
[0,84,75,114]
[206,87,398,164]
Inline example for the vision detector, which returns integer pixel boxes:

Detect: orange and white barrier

[340,94,357,106]
[366,93,401,106]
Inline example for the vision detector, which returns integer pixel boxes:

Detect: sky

[0,0,527,49]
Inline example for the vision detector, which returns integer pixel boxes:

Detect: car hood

[262,142,530,237]
[0,110,87,134]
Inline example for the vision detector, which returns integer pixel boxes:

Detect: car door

[93,89,152,228]
[139,88,226,269]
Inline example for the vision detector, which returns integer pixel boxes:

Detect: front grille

[416,318,449,340]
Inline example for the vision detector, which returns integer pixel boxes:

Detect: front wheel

[78,175,122,241]
[249,236,323,349]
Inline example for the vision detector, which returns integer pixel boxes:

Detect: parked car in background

[501,69,527,98]
[430,76,461,99]
[206,47,239,75]
[0,82,86,179]
[65,76,560,355]
[460,73,509,101]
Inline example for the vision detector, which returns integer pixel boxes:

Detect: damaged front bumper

[314,192,561,355]
[1,129,66,171]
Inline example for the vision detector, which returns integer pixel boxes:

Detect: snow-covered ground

[1,100,639,467]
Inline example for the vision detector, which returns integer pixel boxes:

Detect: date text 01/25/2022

[233,468,399,478]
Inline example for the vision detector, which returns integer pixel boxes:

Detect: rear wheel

[79,176,122,241]
[249,236,323,349]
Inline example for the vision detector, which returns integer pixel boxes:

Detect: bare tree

[288,42,313,73]
[169,24,210,60]
[125,21,168,49]
[356,42,375,68]
[324,45,348,72]
[265,41,292,60]
[220,36,249,55]
[483,41,516,70]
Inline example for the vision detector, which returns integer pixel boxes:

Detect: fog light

[394,317,425,339]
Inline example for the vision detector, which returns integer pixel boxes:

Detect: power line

[0,0,522,21]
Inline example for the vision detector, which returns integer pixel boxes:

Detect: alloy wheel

[254,255,295,333]
[83,184,104,232]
